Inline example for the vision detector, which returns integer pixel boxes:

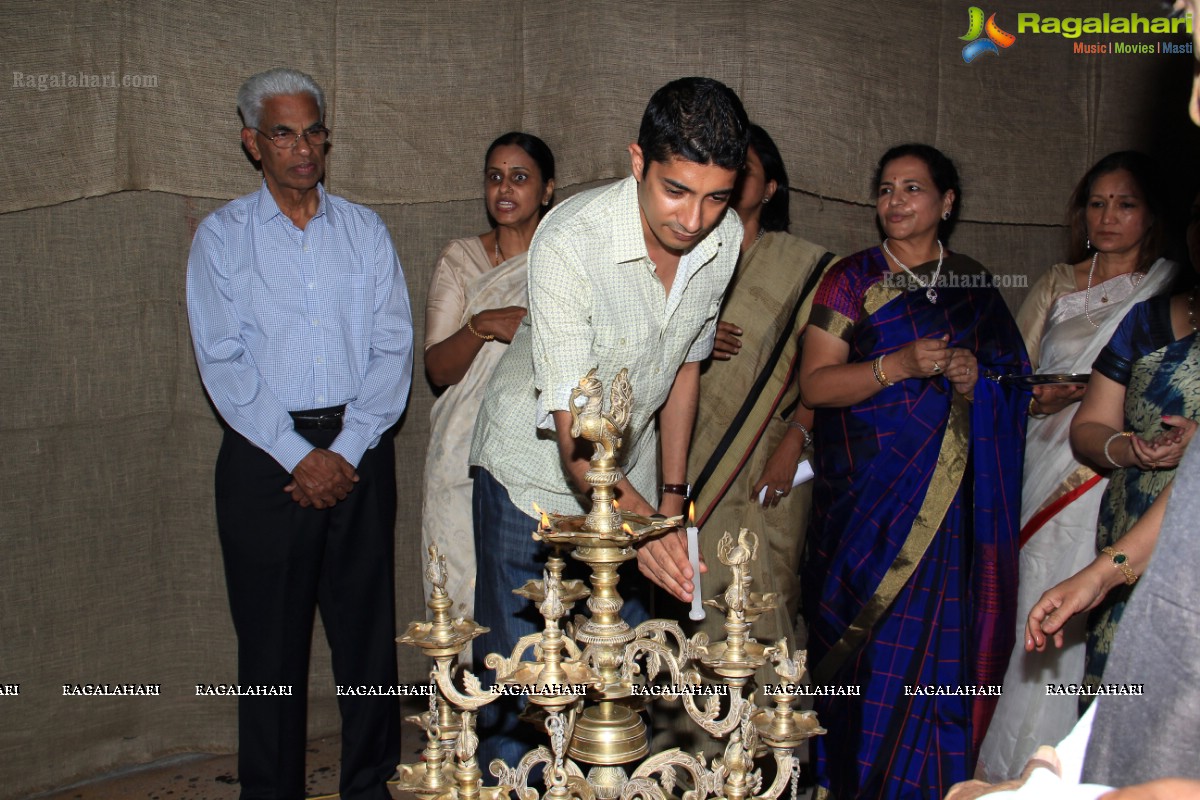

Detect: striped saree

[803,247,1029,800]
[654,233,833,756]
[685,233,834,656]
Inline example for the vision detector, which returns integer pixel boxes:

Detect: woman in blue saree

[1068,286,1200,698]
[798,144,1029,800]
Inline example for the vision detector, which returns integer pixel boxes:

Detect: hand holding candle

[685,503,705,621]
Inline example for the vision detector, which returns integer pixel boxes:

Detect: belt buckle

[291,407,344,431]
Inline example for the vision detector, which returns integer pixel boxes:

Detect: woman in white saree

[979,151,1176,781]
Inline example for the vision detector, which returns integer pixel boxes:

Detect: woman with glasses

[421,132,555,627]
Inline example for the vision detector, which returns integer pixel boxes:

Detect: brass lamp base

[566,701,649,765]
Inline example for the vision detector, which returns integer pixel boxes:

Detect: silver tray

[996,372,1090,388]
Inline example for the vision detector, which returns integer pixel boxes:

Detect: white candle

[686,510,705,620]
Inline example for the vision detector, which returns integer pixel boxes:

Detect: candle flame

[532,502,550,530]
[688,502,695,525]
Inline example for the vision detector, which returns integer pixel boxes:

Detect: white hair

[237,68,326,129]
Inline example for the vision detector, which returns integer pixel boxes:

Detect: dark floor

[28,727,425,800]
[27,709,813,800]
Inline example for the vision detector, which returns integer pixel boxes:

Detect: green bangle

[1101,546,1138,585]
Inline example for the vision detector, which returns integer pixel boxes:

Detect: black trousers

[215,427,400,800]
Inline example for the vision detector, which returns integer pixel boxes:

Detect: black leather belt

[289,404,346,431]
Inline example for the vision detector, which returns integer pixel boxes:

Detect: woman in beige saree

[421,133,555,624]
[680,124,835,676]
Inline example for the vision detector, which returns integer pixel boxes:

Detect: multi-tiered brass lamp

[398,368,823,800]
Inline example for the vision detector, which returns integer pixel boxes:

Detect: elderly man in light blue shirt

[186,68,412,800]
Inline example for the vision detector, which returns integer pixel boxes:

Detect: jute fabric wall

[3,1,1200,797]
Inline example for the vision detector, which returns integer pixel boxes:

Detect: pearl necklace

[882,239,944,303]
[1083,253,1102,328]
[1084,252,1144,329]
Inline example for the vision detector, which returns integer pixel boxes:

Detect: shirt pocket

[591,316,655,357]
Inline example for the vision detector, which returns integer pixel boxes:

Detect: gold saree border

[863,281,903,317]
[812,393,971,685]
[809,305,855,342]
[1030,464,1098,520]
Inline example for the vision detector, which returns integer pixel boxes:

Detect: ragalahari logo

[960,7,1017,62]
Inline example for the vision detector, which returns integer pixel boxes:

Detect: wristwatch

[661,483,691,499]
[1100,546,1138,586]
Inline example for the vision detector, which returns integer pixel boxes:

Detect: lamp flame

[622,522,634,535]
[532,502,550,530]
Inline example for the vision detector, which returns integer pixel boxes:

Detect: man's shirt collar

[254,181,327,226]
[611,173,732,269]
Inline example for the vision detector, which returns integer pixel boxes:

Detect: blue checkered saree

[802,247,1030,800]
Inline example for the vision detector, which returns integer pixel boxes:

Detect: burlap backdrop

[2,1,1199,796]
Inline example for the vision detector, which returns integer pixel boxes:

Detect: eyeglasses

[253,126,330,149]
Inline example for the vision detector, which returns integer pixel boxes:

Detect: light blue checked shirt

[186,182,413,473]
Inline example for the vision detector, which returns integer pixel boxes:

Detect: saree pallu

[978,260,1175,781]
[1084,330,1200,698]
[1018,261,1173,541]
[421,251,528,630]
[804,249,1028,800]
[684,234,835,646]
[654,233,834,755]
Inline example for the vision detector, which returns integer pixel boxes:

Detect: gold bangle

[872,354,893,388]
[1101,546,1138,586]
[466,314,494,342]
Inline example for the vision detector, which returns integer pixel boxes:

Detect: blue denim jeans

[471,468,649,773]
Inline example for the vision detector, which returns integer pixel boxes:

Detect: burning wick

[621,522,634,535]
[685,503,705,620]
[532,502,550,531]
